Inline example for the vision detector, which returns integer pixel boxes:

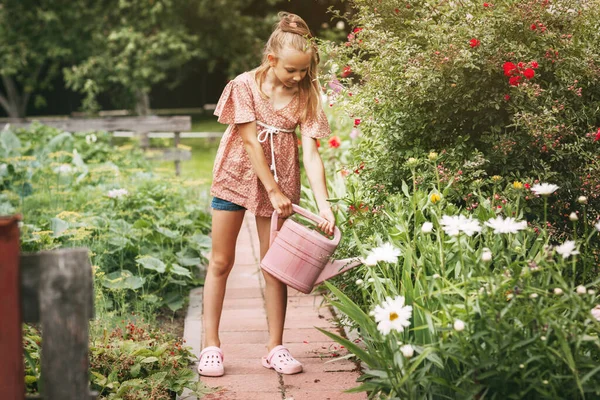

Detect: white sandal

[197,346,225,377]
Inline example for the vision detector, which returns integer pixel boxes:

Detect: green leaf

[136,256,166,273]
[169,263,192,278]
[50,217,69,237]
[141,356,159,363]
[101,270,145,290]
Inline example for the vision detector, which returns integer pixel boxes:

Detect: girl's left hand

[317,207,336,236]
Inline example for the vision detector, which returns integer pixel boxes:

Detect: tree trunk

[0,75,25,118]
[134,89,151,116]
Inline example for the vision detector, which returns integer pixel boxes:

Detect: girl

[197,12,335,377]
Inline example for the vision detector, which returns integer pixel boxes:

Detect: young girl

[197,12,335,377]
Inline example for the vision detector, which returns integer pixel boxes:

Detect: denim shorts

[211,196,246,211]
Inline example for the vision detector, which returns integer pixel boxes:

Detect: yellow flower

[33,230,54,236]
[56,211,82,222]
[428,152,438,161]
[492,175,502,182]
[177,144,192,151]
[406,157,418,167]
[430,193,441,204]
[512,181,523,189]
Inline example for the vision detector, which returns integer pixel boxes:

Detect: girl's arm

[301,135,335,236]
[238,121,293,217]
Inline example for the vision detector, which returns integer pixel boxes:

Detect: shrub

[323,0,600,227]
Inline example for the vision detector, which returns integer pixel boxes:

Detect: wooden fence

[1,116,222,176]
[0,216,97,400]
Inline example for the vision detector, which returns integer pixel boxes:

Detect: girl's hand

[269,190,293,217]
[318,207,336,236]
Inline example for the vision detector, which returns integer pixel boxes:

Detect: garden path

[181,213,367,400]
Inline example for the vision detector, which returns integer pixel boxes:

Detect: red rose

[483,2,490,6]
[328,136,341,148]
[341,66,352,78]
[394,8,400,13]
[531,61,539,69]
[531,23,537,30]
[594,128,600,142]
[469,38,480,48]
[517,62,524,69]
[523,68,535,79]
[524,183,531,189]
[504,94,511,101]
[353,27,363,33]
[503,62,517,76]
[354,118,361,126]
[508,76,522,86]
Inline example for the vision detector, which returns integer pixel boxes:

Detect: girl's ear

[267,54,277,67]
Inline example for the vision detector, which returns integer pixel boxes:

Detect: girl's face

[269,48,312,88]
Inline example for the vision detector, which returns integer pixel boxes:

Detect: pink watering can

[260,204,363,294]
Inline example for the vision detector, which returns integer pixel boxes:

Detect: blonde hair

[254,12,321,123]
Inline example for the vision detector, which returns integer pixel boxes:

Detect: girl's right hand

[269,190,293,217]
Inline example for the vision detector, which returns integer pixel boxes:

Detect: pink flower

[328,136,341,148]
[523,68,535,79]
[504,94,511,101]
[469,38,480,48]
[531,61,539,69]
[328,79,343,94]
[350,128,360,139]
[594,128,600,142]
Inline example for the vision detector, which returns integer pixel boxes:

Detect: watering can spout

[314,258,363,286]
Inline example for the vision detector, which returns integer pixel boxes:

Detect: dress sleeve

[299,107,331,139]
[214,79,256,125]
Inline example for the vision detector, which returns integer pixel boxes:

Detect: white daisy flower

[54,164,74,174]
[440,215,481,236]
[484,216,527,234]
[555,240,579,259]
[531,183,559,196]
[576,285,586,295]
[373,296,412,336]
[364,243,401,266]
[481,248,492,262]
[107,188,129,199]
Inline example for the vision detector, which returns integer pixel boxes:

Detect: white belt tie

[256,121,295,183]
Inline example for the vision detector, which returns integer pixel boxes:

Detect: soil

[155,306,187,339]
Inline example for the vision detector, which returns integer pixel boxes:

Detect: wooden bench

[0,216,97,400]
[2,116,194,176]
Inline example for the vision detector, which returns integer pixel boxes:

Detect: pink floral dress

[210,71,331,217]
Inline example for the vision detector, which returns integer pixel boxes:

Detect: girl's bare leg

[202,209,246,348]
[255,215,287,351]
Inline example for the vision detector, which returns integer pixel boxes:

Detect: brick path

[182,213,367,400]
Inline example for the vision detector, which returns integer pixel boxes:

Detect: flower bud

[554,288,563,295]
[400,344,414,358]
[569,212,578,221]
[355,279,364,286]
[481,248,492,262]
[529,293,538,299]
[406,157,418,166]
[576,285,586,295]
[421,222,433,233]
[453,319,465,332]
[428,152,438,161]
[432,273,440,279]
[430,193,441,204]
[578,196,588,204]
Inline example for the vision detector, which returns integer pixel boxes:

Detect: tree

[0,0,99,118]
[64,0,200,116]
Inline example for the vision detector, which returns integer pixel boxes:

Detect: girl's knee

[209,255,235,278]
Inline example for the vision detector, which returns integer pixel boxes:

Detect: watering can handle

[269,204,341,246]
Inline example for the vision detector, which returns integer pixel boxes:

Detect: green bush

[0,125,212,314]
[323,0,600,226]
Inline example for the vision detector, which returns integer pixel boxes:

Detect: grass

[190,113,227,133]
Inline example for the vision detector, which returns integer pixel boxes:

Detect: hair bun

[277,11,311,37]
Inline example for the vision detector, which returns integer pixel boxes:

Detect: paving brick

[224,286,263,299]
[282,327,343,343]
[283,390,367,400]
[203,391,283,400]
[201,373,279,393]
[216,330,269,344]
[282,371,361,392]
[222,297,264,310]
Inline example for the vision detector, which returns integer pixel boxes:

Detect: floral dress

[210,71,331,217]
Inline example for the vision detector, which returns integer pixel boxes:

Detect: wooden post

[174,131,181,176]
[0,215,25,400]
[37,249,93,400]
